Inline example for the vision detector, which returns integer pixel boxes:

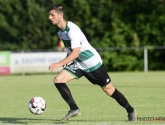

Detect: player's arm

[49,27,80,71]
[49,47,79,71]
[63,53,71,67]
[59,47,79,66]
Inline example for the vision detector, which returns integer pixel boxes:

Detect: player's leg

[54,64,83,121]
[84,65,136,121]
[102,82,136,121]
[54,70,78,110]
[102,82,134,112]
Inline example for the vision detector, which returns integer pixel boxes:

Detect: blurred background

[0,0,165,75]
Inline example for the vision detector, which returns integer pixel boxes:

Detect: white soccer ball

[28,96,46,115]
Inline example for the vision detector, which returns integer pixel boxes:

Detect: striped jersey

[58,21,102,72]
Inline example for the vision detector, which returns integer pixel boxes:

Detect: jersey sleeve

[68,27,81,48]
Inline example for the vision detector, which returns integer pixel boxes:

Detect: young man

[48,4,136,122]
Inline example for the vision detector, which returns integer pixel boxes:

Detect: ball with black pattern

[28,96,46,115]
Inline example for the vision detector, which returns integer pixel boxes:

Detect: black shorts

[63,63,111,87]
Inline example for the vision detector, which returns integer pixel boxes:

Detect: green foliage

[0,0,165,71]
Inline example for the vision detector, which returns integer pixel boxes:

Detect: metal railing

[96,46,165,72]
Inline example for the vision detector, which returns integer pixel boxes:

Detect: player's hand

[63,61,73,68]
[48,63,61,71]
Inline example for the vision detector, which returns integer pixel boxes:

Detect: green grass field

[0,72,165,125]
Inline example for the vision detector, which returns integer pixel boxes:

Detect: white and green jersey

[58,21,102,72]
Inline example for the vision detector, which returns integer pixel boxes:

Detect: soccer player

[48,3,136,122]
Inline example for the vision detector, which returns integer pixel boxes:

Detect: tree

[0,0,165,70]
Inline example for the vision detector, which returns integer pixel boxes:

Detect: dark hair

[48,4,64,14]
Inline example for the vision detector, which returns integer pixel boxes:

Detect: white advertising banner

[10,52,67,74]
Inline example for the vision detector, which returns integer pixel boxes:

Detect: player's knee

[103,88,111,95]
[54,75,64,83]
[103,89,114,96]
[102,83,115,96]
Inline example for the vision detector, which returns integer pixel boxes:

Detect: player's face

[49,10,62,25]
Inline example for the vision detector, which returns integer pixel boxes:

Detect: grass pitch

[0,71,165,125]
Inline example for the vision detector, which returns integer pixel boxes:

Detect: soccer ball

[28,96,46,115]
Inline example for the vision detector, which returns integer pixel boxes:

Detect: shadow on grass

[0,117,128,124]
[0,117,68,124]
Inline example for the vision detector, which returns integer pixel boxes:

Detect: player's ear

[58,11,63,17]
[59,12,64,18]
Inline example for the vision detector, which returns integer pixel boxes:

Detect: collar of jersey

[60,21,68,32]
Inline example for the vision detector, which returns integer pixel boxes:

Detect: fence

[0,51,67,75]
[96,46,165,73]
[0,46,165,75]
